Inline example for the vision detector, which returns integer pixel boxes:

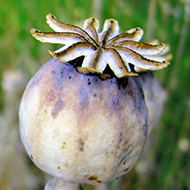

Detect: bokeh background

[1,0,190,189]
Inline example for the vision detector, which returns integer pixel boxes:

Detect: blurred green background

[1,0,190,189]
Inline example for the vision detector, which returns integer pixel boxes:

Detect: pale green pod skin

[19,58,149,185]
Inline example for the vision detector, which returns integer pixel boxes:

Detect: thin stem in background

[92,0,102,21]
[165,2,190,90]
[145,0,157,41]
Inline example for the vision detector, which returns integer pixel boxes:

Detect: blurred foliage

[1,0,190,189]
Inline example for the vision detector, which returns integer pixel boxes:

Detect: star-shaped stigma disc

[30,14,170,78]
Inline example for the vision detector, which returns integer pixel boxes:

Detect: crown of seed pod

[19,15,170,190]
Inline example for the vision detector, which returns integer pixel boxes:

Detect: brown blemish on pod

[88,175,102,183]
[124,167,129,172]
[62,142,66,149]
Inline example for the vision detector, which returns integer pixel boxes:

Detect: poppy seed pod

[19,58,148,185]
[19,15,170,190]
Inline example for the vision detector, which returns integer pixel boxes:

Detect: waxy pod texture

[19,58,148,185]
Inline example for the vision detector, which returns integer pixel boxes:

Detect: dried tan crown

[30,14,170,78]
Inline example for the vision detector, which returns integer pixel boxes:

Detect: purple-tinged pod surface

[19,58,149,185]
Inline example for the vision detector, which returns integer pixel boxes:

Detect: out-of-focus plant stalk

[167,2,190,89]
[92,0,102,21]
[145,0,157,40]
